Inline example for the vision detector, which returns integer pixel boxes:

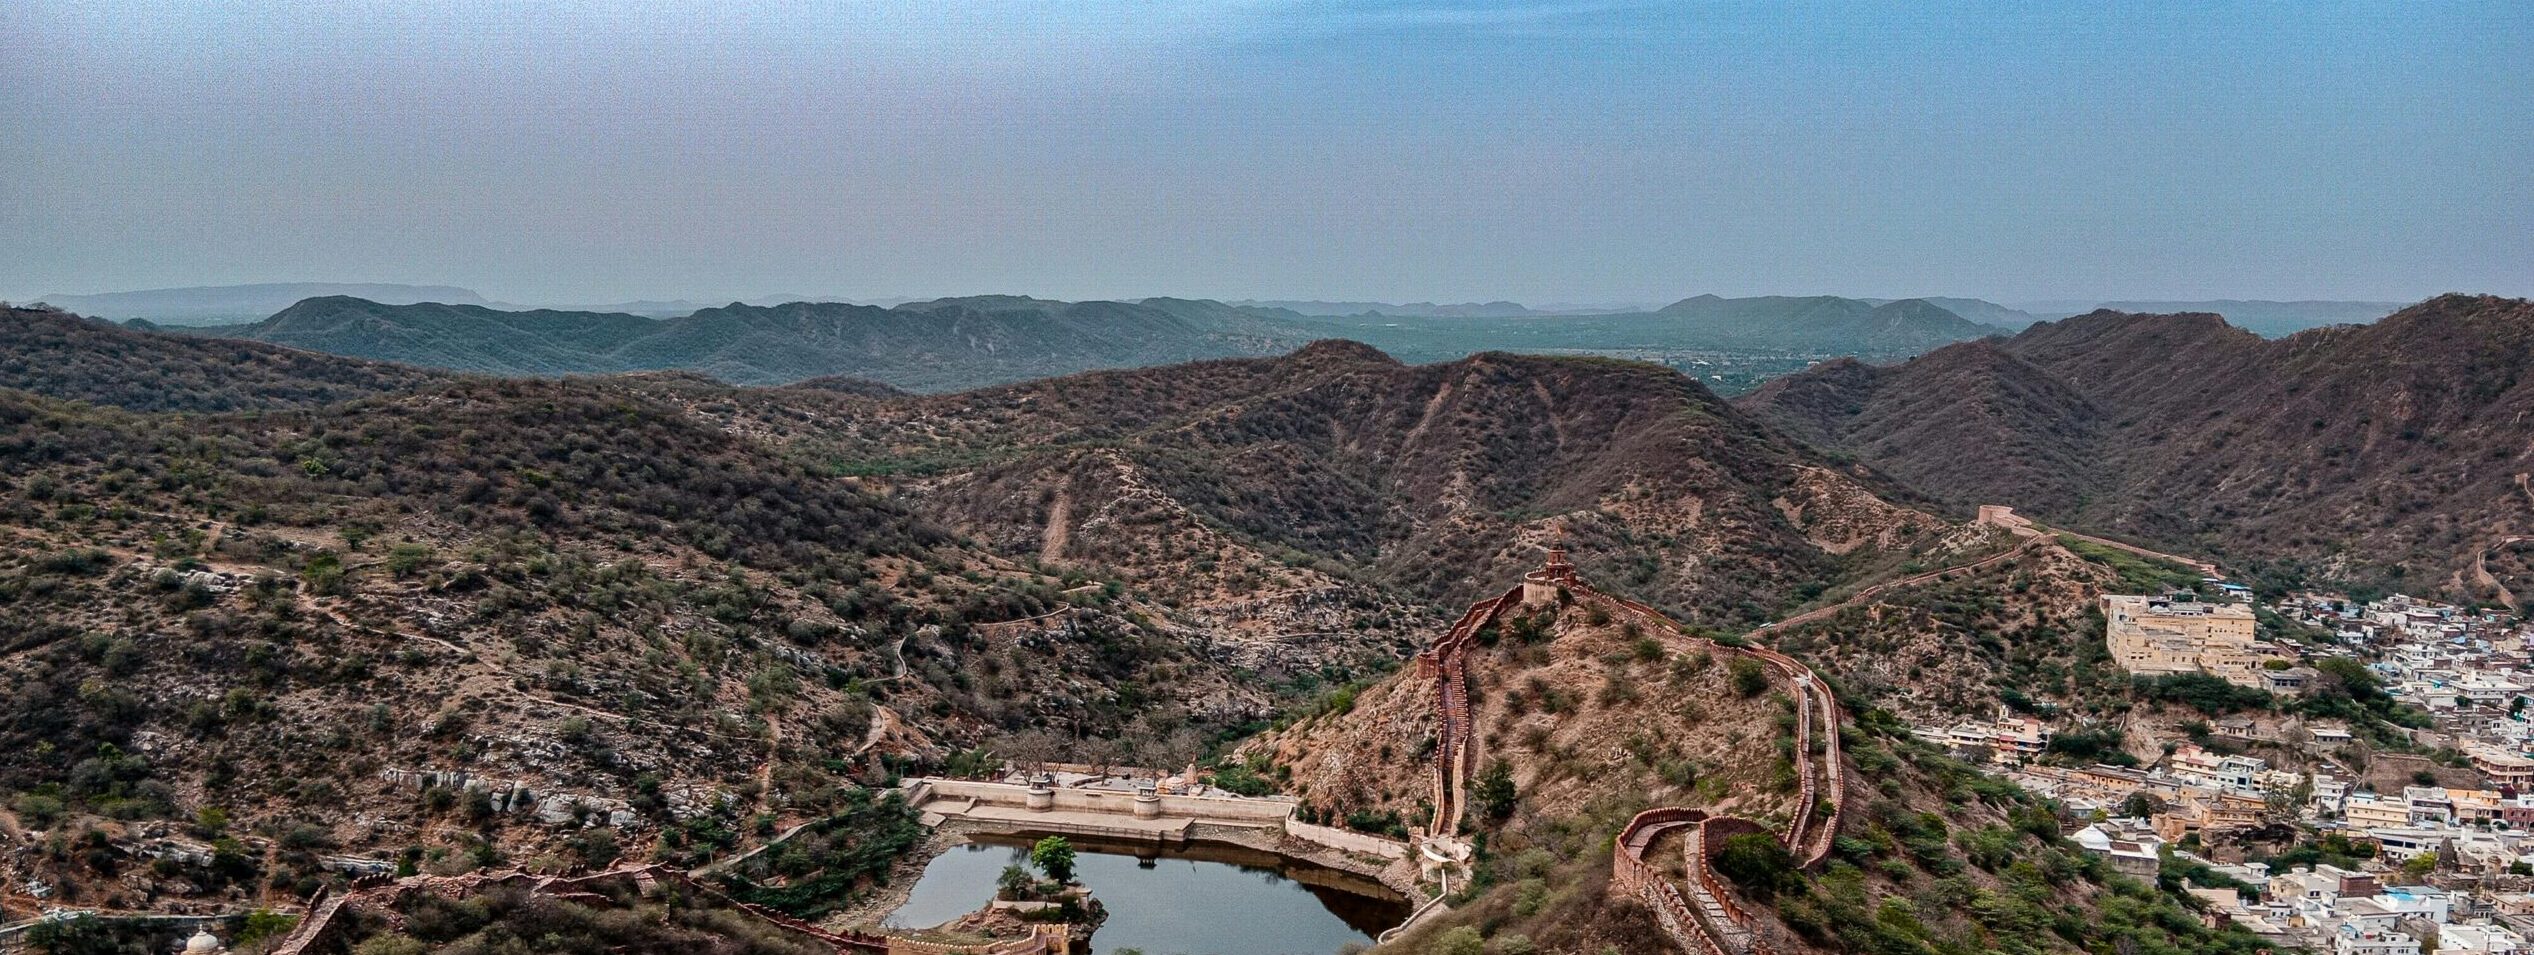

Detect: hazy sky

[5,1,2528,306]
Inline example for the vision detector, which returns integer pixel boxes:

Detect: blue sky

[3,0,2526,305]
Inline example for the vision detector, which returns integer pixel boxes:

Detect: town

[1915,585,2534,954]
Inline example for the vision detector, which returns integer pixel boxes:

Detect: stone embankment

[900,777,1419,897]
[0,913,252,955]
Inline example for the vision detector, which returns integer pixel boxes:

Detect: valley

[1,298,2531,955]
[11,2,2519,951]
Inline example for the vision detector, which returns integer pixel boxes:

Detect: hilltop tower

[1522,528,1578,604]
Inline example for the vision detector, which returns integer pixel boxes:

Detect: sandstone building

[2104,593,2278,687]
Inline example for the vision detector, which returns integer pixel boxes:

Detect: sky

[4,0,2528,307]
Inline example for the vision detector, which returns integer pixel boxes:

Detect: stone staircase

[1678,821,1759,955]
[1415,587,1522,839]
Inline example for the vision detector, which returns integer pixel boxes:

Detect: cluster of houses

[1916,587,2534,952]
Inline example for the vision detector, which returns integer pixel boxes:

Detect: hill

[218,295,1327,391]
[1865,296,2038,330]
[1652,295,1996,354]
[0,320,2283,954]
[32,283,491,325]
[1248,550,2267,955]
[1740,293,2534,598]
[0,304,451,412]
[0,325,1964,928]
[0,369,1272,916]
[724,342,1955,635]
[2016,299,2402,337]
[245,296,664,374]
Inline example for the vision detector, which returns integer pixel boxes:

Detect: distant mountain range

[33,283,2414,340]
[105,291,2005,390]
[1295,294,2002,364]
[198,295,1315,391]
[2011,299,2403,336]
[25,282,2424,393]
[33,282,493,324]
[1739,294,2534,595]
[1229,299,1643,318]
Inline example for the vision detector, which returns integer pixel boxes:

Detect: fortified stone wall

[1284,819,1412,860]
[917,778,1298,825]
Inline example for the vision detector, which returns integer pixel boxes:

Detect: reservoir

[885,834,1411,955]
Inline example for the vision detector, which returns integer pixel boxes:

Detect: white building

[2335,924,2421,955]
[2440,924,2527,954]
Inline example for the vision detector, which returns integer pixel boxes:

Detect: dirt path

[1762,533,2048,635]
[755,713,784,805]
[1039,489,1072,564]
[2049,526,2221,577]
[1399,379,1457,455]
[848,706,900,758]
[2473,535,2534,612]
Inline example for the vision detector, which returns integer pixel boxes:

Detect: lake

[884,834,1410,955]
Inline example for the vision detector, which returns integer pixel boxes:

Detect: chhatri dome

[184,929,226,954]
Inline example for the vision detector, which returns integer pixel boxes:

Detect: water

[884,834,1409,955]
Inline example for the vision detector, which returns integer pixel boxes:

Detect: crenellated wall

[1432,550,1853,955]
[912,778,1296,826]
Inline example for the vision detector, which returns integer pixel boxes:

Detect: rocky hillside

[1244,557,2267,955]
[0,318,1962,917]
[1250,583,1803,835]
[0,305,451,412]
[0,372,1257,915]
[0,313,2295,955]
[722,342,1955,634]
[1770,534,2126,720]
[1741,294,2534,597]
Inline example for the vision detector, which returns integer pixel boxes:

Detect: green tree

[25,915,123,955]
[1729,657,1769,697]
[1031,835,1077,884]
[235,909,301,947]
[997,863,1037,900]
[2401,852,2437,881]
[2119,793,2168,819]
[1712,832,1803,900]
[1475,759,1518,821]
[1430,926,1485,955]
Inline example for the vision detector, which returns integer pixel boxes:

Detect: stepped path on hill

[1411,544,1848,955]
[1764,503,2222,636]
[1426,516,2223,955]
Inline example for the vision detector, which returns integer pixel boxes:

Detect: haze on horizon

[4,1,2528,308]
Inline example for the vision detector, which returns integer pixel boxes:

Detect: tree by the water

[1031,836,1078,884]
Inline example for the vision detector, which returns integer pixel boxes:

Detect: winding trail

[2470,537,2534,612]
[1763,533,2046,634]
[1413,547,1848,955]
[1422,510,2169,955]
